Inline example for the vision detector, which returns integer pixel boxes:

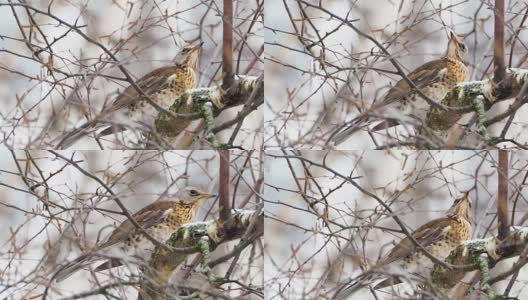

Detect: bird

[56,42,203,149]
[54,186,216,282]
[334,191,472,299]
[331,31,468,145]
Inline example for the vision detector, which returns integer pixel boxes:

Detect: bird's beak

[461,190,472,206]
[200,193,217,199]
[193,42,204,51]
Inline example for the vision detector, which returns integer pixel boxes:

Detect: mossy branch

[137,208,263,300]
[425,68,528,141]
[431,227,528,297]
[150,75,263,149]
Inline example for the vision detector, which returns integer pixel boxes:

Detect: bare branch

[498,149,510,240]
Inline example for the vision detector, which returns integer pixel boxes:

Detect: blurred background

[265,0,528,148]
[0,150,263,299]
[264,150,528,299]
[0,0,263,149]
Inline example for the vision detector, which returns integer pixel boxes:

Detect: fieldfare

[56,42,203,149]
[54,186,216,282]
[334,191,472,299]
[332,31,468,145]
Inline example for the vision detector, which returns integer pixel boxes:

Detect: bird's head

[175,42,203,68]
[446,190,472,220]
[446,31,467,62]
[174,186,216,206]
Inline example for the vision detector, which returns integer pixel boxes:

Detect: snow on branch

[138,208,263,300]
[425,68,528,147]
[151,75,263,149]
[432,227,528,298]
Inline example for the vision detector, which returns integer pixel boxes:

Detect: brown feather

[96,125,126,137]
[374,277,402,289]
[371,119,400,132]
[108,66,178,113]
[94,258,122,271]
[382,59,448,105]
[377,217,452,266]
[55,188,214,281]
[94,201,179,251]
[373,192,471,289]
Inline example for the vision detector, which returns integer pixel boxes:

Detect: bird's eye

[460,44,466,51]
[189,189,199,196]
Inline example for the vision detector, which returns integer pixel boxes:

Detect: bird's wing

[95,124,127,138]
[329,215,452,299]
[95,201,177,250]
[108,66,177,112]
[370,119,401,132]
[55,120,104,149]
[93,257,122,272]
[55,201,177,281]
[382,59,448,105]
[364,59,449,132]
[378,217,452,266]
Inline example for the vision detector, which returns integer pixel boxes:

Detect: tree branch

[137,209,263,300]
[498,150,510,240]
[494,0,505,83]
[219,150,232,222]
[432,227,528,291]
[425,68,528,145]
[222,0,234,89]
[151,75,263,149]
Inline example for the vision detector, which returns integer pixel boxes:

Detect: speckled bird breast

[398,59,468,122]
[399,217,471,275]
[445,217,471,245]
[445,59,468,84]
[128,67,196,130]
[166,203,195,227]
[121,204,195,261]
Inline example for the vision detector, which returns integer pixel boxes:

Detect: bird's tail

[333,272,373,300]
[96,124,127,138]
[55,121,102,149]
[54,253,93,282]
[332,262,403,299]
[370,119,401,132]
[332,116,408,145]
[330,115,370,145]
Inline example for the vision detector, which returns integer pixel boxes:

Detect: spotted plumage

[54,186,216,282]
[332,31,468,145]
[56,42,202,149]
[374,191,472,289]
[334,192,472,299]
[108,64,198,137]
